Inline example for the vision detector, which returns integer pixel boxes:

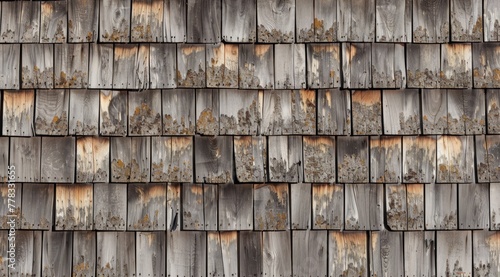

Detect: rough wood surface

[407,184,425,230]
[55,184,93,230]
[484,0,500,41]
[99,0,131,42]
[337,136,369,183]
[262,231,292,276]
[422,89,448,134]
[473,230,500,276]
[187,0,221,43]
[0,1,40,43]
[93,183,127,230]
[151,136,193,182]
[0,44,20,89]
[9,137,41,182]
[41,137,75,183]
[73,231,96,277]
[113,44,149,89]
[167,184,181,231]
[307,43,341,88]
[204,184,218,231]
[314,0,338,42]
[407,44,441,88]
[376,0,412,42]
[312,183,343,229]
[239,44,274,89]
[68,0,99,42]
[370,230,404,277]
[383,89,420,134]
[195,88,219,135]
[303,136,335,183]
[150,43,176,88]
[222,0,256,42]
[257,0,295,43]
[291,183,311,229]
[338,0,375,41]
[296,0,314,42]
[128,89,161,135]
[413,0,450,43]
[69,89,99,135]
[370,136,402,183]
[35,89,69,135]
[275,44,307,89]
[372,43,406,88]
[22,44,53,89]
[292,231,327,276]
[441,43,472,88]
[451,0,482,42]
[40,1,67,43]
[437,135,474,183]
[167,231,206,277]
[219,183,253,230]
[345,183,384,230]
[136,232,166,275]
[2,90,34,136]
[473,43,500,88]
[352,90,382,135]
[88,44,114,89]
[385,184,407,230]
[131,0,163,42]
[110,137,132,182]
[21,183,53,230]
[163,0,186,42]
[54,44,89,88]
[100,90,127,136]
[206,43,239,88]
[7,231,42,276]
[487,89,500,133]
[97,232,136,276]
[268,136,303,182]
[234,136,267,183]
[458,183,489,229]
[182,183,204,230]
[437,231,472,277]
[342,43,371,88]
[317,89,351,135]
[207,231,238,276]
[162,89,195,135]
[254,183,289,230]
[329,231,368,277]
[195,135,233,183]
[219,89,261,135]
[402,136,436,183]
[128,183,166,230]
[0,183,22,228]
[404,231,436,276]
[425,183,458,229]
[42,231,72,277]
[177,44,206,87]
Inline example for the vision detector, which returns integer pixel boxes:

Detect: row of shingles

[3,0,498,44]
[0,228,498,277]
[6,42,500,92]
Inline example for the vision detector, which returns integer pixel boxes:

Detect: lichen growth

[35,112,68,135]
[338,154,368,183]
[129,103,162,135]
[258,24,294,43]
[196,108,218,135]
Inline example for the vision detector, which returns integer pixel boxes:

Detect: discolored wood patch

[2,90,34,136]
[402,136,436,183]
[451,0,482,42]
[437,135,474,183]
[99,90,127,136]
[128,183,166,230]
[55,184,93,230]
[73,231,96,277]
[195,136,233,183]
[458,183,489,229]
[239,44,274,89]
[254,183,289,230]
[473,231,500,277]
[234,136,267,183]
[218,184,253,230]
[303,136,335,183]
[352,90,382,135]
[131,0,163,42]
[268,136,303,182]
[0,183,22,229]
[342,43,371,88]
[42,231,73,277]
[151,136,193,183]
[307,43,340,88]
[54,44,89,88]
[476,135,500,182]
[186,0,221,43]
[113,44,149,89]
[473,43,500,88]
[370,136,402,183]
[422,89,448,134]
[344,183,384,230]
[206,43,238,88]
[317,89,351,135]
[337,136,369,183]
[22,44,53,88]
[314,0,338,42]
[177,44,206,87]
[296,0,314,42]
[166,231,206,277]
[35,89,69,135]
[207,231,238,276]
[93,183,127,230]
[163,0,187,42]
[484,0,500,41]
[182,183,204,230]
[76,137,109,183]
[262,231,292,276]
[329,232,368,277]
[406,44,440,88]
[312,183,343,229]
[0,1,41,43]
[385,184,407,230]
[372,43,406,88]
[128,89,162,135]
[436,231,472,277]
[68,0,99,42]
[406,184,425,230]
[40,1,67,43]
[196,89,219,135]
[440,43,472,88]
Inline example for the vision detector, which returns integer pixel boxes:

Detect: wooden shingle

[337,136,369,183]
[54,44,89,88]
[437,135,474,183]
[0,44,20,89]
[69,89,99,135]
[2,90,34,136]
[274,44,307,89]
[239,44,274,89]
[204,184,218,230]
[177,44,206,87]
[55,184,93,230]
[447,89,466,134]
[254,183,289,230]
[35,89,69,135]
[68,0,99,42]
[370,136,402,183]
[317,89,351,135]
[207,232,238,276]
[8,231,42,276]
[113,44,150,89]
[314,0,338,42]
[473,43,500,88]
[295,0,314,42]
[422,89,447,134]
[0,1,40,43]
[41,137,75,183]
[182,183,204,230]
[128,183,166,230]
[404,231,436,276]
[42,231,73,277]
[218,184,253,230]
[484,0,500,41]
[436,231,472,277]
[21,183,54,230]
[303,136,336,183]
[473,231,500,276]
[151,136,193,183]
[128,89,161,135]
[100,90,127,136]
[476,135,500,182]
[73,231,96,277]
[407,44,440,88]
[136,232,166,275]
[329,232,368,277]
[292,231,327,276]
[219,89,262,135]
[383,89,420,135]
[234,136,267,183]
[187,0,221,43]
[195,135,233,183]
[131,0,163,42]
[338,0,375,41]
[291,183,311,229]
[352,90,382,135]
[22,44,54,89]
[342,43,371,88]
[257,0,295,43]
[111,137,151,182]
[195,88,219,135]
[312,183,343,229]
[402,136,436,183]
[372,43,406,88]
[451,0,482,41]
[239,231,263,276]
[93,183,127,230]
[307,43,341,88]
[167,183,181,231]
[440,43,472,88]
[464,89,486,134]
[407,184,425,230]
[99,0,131,42]
[458,183,489,229]
[413,0,449,43]
[40,1,67,43]
[206,43,239,88]
[370,231,404,276]
[0,183,22,228]
[76,137,109,183]
[488,89,500,133]
[222,0,256,42]
[263,231,292,276]
[163,0,186,42]
[375,0,412,42]
[88,44,114,89]
[150,44,177,88]
[97,232,136,276]
[345,183,383,230]
[491,183,500,230]
[162,89,195,135]
[425,183,457,229]
[268,136,303,182]
[385,184,407,230]
[10,137,41,182]
[167,231,206,277]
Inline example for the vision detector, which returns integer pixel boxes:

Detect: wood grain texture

[485,135,500,182]
[131,0,163,42]
[239,231,263,277]
[376,0,412,42]
[2,90,34,136]
[436,231,472,277]
[425,183,458,229]
[337,136,369,183]
[167,231,206,277]
[88,44,114,88]
[219,183,253,230]
[402,136,437,183]
[21,44,53,88]
[314,0,338,42]
[0,183,22,229]
[291,183,311,229]
[42,231,72,277]
[0,137,7,182]
[73,232,96,277]
[41,137,75,183]
[312,183,343,229]
[99,0,131,42]
[110,137,131,182]
[68,0,99,42]
[307,43,341,88]
[40,1,67,43]
[484,0,500,41]
[383,89,420,134]
[476,135,490,182]
[93,183,127,230]
[128,183,166,230]
[54,44,89,88]
[204,184,218,230]
[407,44,440,88]
[222,0,256,42]
[352,90,382,135]
[404,231,436,276]
[458,183,489,229]
[20,183,53,230]
[100,90,127,136]
[473,43,500,88]
[447,89,466,134]
[136,232,166,275]
[234,136,267,183]
[268,136,303,182]
[370,136,402,183]
[407,184,425,230]
[463,89,486,134]
[275,44,307,89]
[151,136,193,182]
[207,232,238,276]
[385,184,407,230]
[370,230,404,277]
[128,89,161,135]
[422,89,448,134]
[303,136,335,183]
[182,183,204,230]
[262,231,292,276]
[196,88,219,135]
[219,89,261,135]
[317,89,351,135]
[97,232,136,276]
[254,183,289,230]
[7,231,42,276]
[0,44,20,89]
[0,1,40,43]
[262,90,292,135]
[70,89,99,135]
[55,184,93,230]
[345,183,384,230]
[167,183,181,231]
[207,43,239,88]
[296,0,314,42]
[292,231,327,277]
[113,44,150,89]
[239,44,274,89]
[163,0,186,42]
[473,231,500,276]
[0,231,6,275]
[329,231,367,277]
[162,89,194,134]
[150,44,176,88]
[413,0,450,42]
[488,89,500,133]
[257,0,295,43]
[187,0,221,43]
[35,89,69,135]
[437,135,474,183]
[372,43,406,88]
[338,0,375,41]
[440,43,472,88]
[10,137,41,182]
[195,135,233,183]
[342,43,371,88]
[491,183,500,229]
[177,44,206,87]
[451,0,482,41]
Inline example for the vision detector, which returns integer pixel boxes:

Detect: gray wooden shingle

[206,43,239,88]
[404,231,436,277]
[254,183,289,230]
[234,136,267,183]
[425,183,457,229]
[128,89,161,135]
[274,44,307,89]
[291,183,311,229]
[312,183,343,229]
[207,231,238,276]
[296,0,314,42]
[352,90,382,135]
[167,231,206,277]
[337,136,369,183]
[195,135,233,183]
[88,44,114,89]
[473,43,500,88]
[345,183,383,230]
[451,0,482,41]
[196,88,219,135]
[383,89,420,135]
[262,231,292,276]
[314,0,338,42]
[440,43,472,88]
[307,43,341,88]
[317,89,351,135]
[187,0,221,43]
[131,0,163,42]
[458,183,489,229]
[97,232,136,276]
[54,44,89,88]
[239,231,263,277]
[484,0,500,41]
[257,0,295,43]
[76,137,109,183]
[413,0,450,43]
[204,184,218,230]
[69,89,99,135]
[218,184,253,230]
[100,90,127,136]
[407,184,425,230]
[68,0,99,42]
[40,1,67,43]
[370,230,404,277]
[370,136,402,183]
[437,135,474,183]
[182,183,204,230]
[21,183,54,230]
[151,136,193,182]
[338,0,375,41]
[93,183,127,230]
[385,184,407,230]
[268,136,303,182]
[0,1,40,43]
[2,90,34,136]
[8,231,42,276]
[113,44,150,89]
[41,137,75,183]
[35,89,69,135]
[222,0,256,42]
[128,183,166,230]
[407,43,441,88]
[163,0,186,42]
[55,184,93,230]
[0,44,20,89]
[0,137,7,182]
[136,232,166,275]
[303,136,336,183]
[10,137,41,182]
[22,44,53,89]
[342,43,371,88]
[73,231,96,277]
[292,231,327,276]
[436,231,472,277]
[375,0,412,42]
[111,137,151,182]
[329,231,368,277]
[0,183,22,229]
[162,89,195,135]
[99,0,131,42]
[150,44,177,88]
[42,231,73,277]
[372,43,406,88]
[239,44,274,89]
[473,230,500,276]
[402,136,436,183]
[219,89,261,135]
[177,44,206,87]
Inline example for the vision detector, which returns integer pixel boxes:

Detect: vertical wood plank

[167,231,206,277]
[296,0,314,42]
[88,44,114,89]
[182,183,204,230]
[314,0,338,42]
[486,135,500,182]
[187,0,221,43]
[404,231,436,277]
[219,183,253,230]
[68,0,99,42]
[162,89,195,135]
[447,89,466,134]
[372,43,406,88]
[204,184,218,230]
[234,136,267,183]
[113,44,150,89]
[128,183,166,230]
[292,231,327,277]
[491,183,500,229]
[413,0,450,42]
[128,89,161,135]
[150,44,177,88]
[35,89,69,135]
[99,0,131,42]
[257,0,295,43]
[97,232,136,276]
[375,0,412,42]
[292,89,316,134]
[317,89,351,135]
[41,137,75,183]
[262,231,292,276]
[436,231,472,277]
[337,136,369,183]
[222,0,256,42]
[402,136,437,183]
[151,136,193,183]
[268,136,303,182]
[338,0,375,41]
[407,184,425,230]
[136,232,166,276]
[383,89,421,135]
[195,136,233,183]
[42,231,73,277]
[9,137,41,182]
[207,232,238,277]
[8,231,42,276]
[254,183,289,230]
[425,183,458,229]
[370,230,404,277]
[385,184,407,230]
[0,231,9,275]
[407,44,441,88]
[274,44,307,89]
[100,90,127,136]
[206,43,239,88]
[0,137,7,182]
[93,183,127,230]
[40,1,67,43]
[219,89,262,135]
[0,44,20,89]
[54,44,89,88]
[451,0,482,41]
[312,183,343,229]
[163,0,186,42]
[239,232,263,275]
[69,89,99,135]
[55,184,93,230]
[437,135,474,183]
[370,136,402,183]
[196,88,219,135]
[440,43,472,88]
[111,137,131,182]
[0,2,21,43]
[303,136,336,183]
[307,43,341,88]
[130,137,150,182]
[352,90,382,135]
[458,183,489,229]
[131,0,163,42]
[2,90,34,136]
[21,183,53,230]
[177,44,206,87]
[329,231,368,277]
[239,44,274,89]
[291,183,311,229]
[473,231,500,276]
[73,231,96,277]
[484,0,500,41]
[342,43,371,88]
[0,183,22,228]
[345,183,384,230]
[21,44,53,88]
[476,135,490,182]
